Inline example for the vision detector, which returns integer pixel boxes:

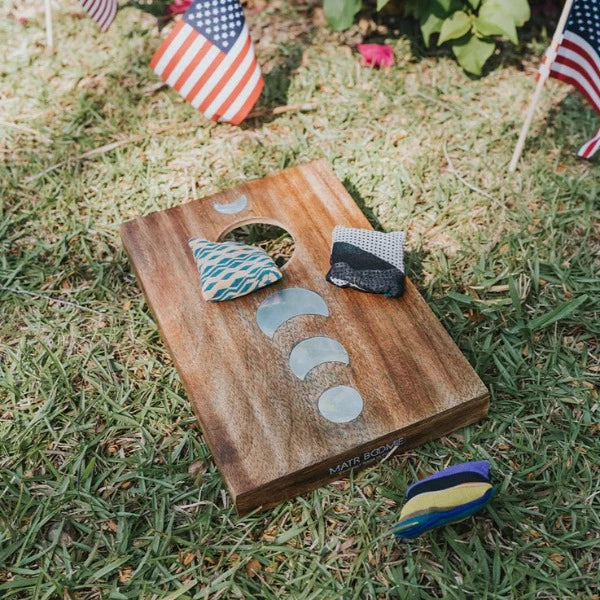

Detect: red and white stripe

[79,0,117,32]
[577,126,600,157]
[150,21,264,125]
[550,30,600,113]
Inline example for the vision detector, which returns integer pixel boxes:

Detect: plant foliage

[323,0,363,30]
[323,0,531,74]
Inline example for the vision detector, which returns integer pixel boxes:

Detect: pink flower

[166,0,192,16]
[356,44,394,68]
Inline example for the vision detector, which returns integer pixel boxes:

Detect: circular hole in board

[219,223,295,268]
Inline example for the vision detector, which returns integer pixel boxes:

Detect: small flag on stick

[548,0,600,157]
[509,0,600,170]
[79,0,117,32]
[150,0,264,125]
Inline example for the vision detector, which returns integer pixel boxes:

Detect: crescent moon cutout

[213,195,248,214]
[256,288,329,338]
[318,386,364,423]
[289,337,349,380]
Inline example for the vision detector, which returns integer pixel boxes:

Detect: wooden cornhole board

[121,159,488,514]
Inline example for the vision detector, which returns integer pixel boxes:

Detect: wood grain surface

[120,159,489,514]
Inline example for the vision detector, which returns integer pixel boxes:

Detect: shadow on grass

[341,177,384,231]
[545,92,599,136]
[520,91,599,158]
[404,247,427,288]
[243,38,314,127]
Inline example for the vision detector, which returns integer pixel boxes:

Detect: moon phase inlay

[289,337,349,380]
[318,386,364,423]
[213,195,248,214]
[256,288,329,338]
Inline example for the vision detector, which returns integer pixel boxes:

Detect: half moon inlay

[289,337,349,380]
[256,288,329,338]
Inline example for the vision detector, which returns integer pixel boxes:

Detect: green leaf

[421,12,445,47]
[376,0,390,10]
[438,11,472,45]
[323,0,362,31]
[475,1,518,44]
[447,291,476,305]
[418,0,463,46]
[500,0,530,26]
[451,33,495,75]
[88,556,132,582]
[163,580,199,600]
[466,0,481,7]
[526,295,589,332]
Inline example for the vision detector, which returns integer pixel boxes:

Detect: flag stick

[44,0,53,51]
[508,0,575,173]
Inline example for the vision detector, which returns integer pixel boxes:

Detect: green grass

[1,1,599,598]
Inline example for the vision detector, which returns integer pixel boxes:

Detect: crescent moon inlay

[212,194,248,214]
[256,288,329,338]
[318,386,364,423]
[289,337,349,380]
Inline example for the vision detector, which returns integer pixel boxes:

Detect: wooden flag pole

[508,0,575,173]
[44,0,53,51]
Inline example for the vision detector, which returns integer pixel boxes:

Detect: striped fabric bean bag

[393,461,496,539]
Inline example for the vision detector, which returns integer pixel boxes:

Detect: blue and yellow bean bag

[393,461,496,539]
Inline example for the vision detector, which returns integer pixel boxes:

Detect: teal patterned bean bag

[188,238,282,302]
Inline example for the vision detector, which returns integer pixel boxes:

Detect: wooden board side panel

[236,392,489,514]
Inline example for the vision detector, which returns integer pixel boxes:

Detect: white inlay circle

[318,386,363,423]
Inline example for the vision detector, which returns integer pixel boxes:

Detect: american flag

[548,0,600,158]
[150,0,264,125]
[79,0,117,32]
